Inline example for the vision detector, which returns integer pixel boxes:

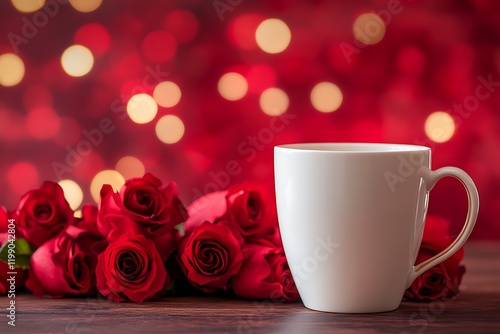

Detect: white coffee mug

[274,143,479,313]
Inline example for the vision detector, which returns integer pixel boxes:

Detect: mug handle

[406,167,479,288]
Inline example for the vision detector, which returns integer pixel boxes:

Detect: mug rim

[275,142,431,153]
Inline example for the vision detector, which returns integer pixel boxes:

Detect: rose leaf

[0,238,33,269]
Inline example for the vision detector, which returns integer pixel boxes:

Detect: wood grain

[1,242,499,334]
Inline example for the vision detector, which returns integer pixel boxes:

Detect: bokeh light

[74,23,111,56]
[53,117,81,147]
[58,179,84,210]
[22,84,52,110]
[11,0,45,13]
[0,108,25,142]
[90,170,125,203]
[74,152,105,181]
[115,156,146,179]
[120,78,144,98]
[396,46,426,77]
[153,81,182,108]
[310,82,343,113]
[61,45,94,77]
[26,107,61,139]
[126,93,158,124]
[0,53,25,87]
[255,18,291,54]
[7,162,39,196]
[0,1,498,239]
[246,64,276,94]
[353,13,386,45]
[218,72,248,101]
[155,115,185,144]
[228,13,264,50]
[69,0,102,13]
[259,88,289,116]
[425,111,456,143]
[141,30,177,63]
[163,10,199,43]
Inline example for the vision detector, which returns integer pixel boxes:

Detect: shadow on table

[265,292,500,334]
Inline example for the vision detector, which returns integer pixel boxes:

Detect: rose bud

[26,225,101,298]
[15,181,75,248]
[97,173,187,260]
[404,215,466,301]
[232,242,299,302]
[96,234,170,303]
[178,221,244,292]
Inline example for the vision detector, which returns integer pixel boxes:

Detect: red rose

[404,215,466,301]
[97,173,186,260]
[226,183,277,240]
[178,221,244,292]
[16,181,75,248]
[26,224,100,297]
[232,242,299,302]
[185,182,278,241]
[96,234,169,303]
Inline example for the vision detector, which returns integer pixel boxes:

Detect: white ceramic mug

[274,143,479,313]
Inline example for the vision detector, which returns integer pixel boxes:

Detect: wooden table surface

[1,242,499,334]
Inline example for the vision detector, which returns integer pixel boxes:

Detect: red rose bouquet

[97,173,186,261]
[0,173,464,305]
[179,182,298,301]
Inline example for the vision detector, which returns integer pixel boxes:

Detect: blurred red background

[0,0,499,239]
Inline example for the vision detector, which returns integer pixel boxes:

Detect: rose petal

[185,191,229,235]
